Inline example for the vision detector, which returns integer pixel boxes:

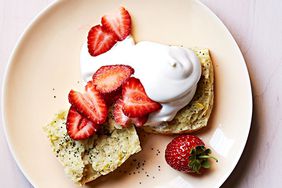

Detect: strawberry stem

[188,145,218,173]
[199,155,218,162]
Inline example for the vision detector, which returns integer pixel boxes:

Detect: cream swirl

[80,36,201,126]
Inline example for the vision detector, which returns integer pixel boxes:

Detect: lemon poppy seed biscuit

[143,48,214,134]
[44,111,141,185]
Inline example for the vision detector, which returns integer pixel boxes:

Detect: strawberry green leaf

[188,145,218,174]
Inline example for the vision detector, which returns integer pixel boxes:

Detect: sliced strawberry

[102,87,122,106]
[85,80,95,91]
[131,116,148,127]
[114,99,130,127]
[92,65,134,94]
[68,84,107,124]
[122,77,162,117]
[114,99,148,127]
[86,80,121,106]
[87,25,118,56]
[101,7,131,41]
[66,106,99,140]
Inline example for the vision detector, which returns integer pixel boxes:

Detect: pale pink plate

[2,0,252,187]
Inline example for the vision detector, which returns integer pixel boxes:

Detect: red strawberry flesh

[66,107,99,140]
[101,7,131,41]
[114,99,148,127]
[114,99,130,127]
[102,87,122,106]
[87,25,118,56]
[68,84,107,124]
[122,77,162,117]
[131,115,148,127]
[92,65,134,94]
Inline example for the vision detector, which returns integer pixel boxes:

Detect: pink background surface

[1,0,281,187]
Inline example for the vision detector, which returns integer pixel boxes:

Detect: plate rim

[1,1,61,186]
[1,0,253,187]
[196,1,253,187]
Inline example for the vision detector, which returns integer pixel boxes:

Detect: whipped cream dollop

[80,36,201,126]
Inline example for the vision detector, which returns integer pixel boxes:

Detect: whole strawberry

[165,135,217,174]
